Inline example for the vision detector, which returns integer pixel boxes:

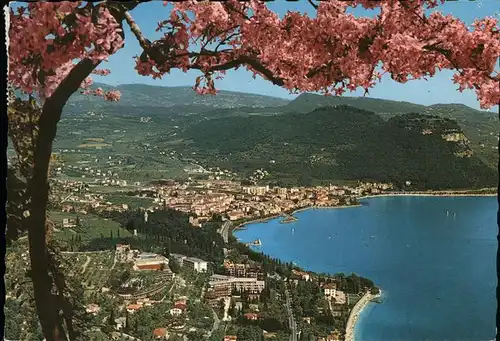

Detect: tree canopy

[9,0,500,108]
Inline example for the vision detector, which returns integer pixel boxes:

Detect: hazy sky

[11,1,500,111]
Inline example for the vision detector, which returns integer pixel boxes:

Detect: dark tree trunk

[27,59,100,341]
[28,99,69,341]
[23,5,140,340]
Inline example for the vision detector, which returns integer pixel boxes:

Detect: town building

[322,283,346,304]
[291,269,311,282]
[183,257,208,273]
[243,313,260,321]
[223,261,263,279]
[227,210,245,221]
[207,274,265,302]
[169,253,187,265]
[126,304,142,314]
[152,327,169,339]
[133,253,169,271]
[322,283,337,300]
[85,304,100,315]
[169,302,186,316]
[114,317,126,330]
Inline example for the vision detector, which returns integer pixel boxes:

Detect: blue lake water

[233,196,498,341]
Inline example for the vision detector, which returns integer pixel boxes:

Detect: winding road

[207,309,220,339]
[218,221,232,244]
[284,284,298,341]
[81,255,91,274]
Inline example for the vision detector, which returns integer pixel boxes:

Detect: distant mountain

[63,85,497,168]
[66,83,289,112]
[178,105,497,190]
[286,93,427,114]
[284,93,499,168]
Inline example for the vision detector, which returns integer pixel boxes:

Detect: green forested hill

[61,84,497,168]
[285,93,427,114]
[284,93,499,168]
[178,106,497,190]
[41,84,497,188]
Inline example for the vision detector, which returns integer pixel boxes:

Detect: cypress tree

[109,308,115,326]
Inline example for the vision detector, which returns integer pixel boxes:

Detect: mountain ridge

[67,82,290,109]
[60,83,498,168]
[177,105,497,190]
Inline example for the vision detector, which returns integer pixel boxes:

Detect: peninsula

[345,289,382,341]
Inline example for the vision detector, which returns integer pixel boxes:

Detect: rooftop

[184,256,207,263]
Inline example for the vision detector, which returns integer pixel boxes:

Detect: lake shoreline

[345,290,382,341]
[358,192,497,200]
[233,191,496,231]
[232,195,496,341]
[233,204,362,231]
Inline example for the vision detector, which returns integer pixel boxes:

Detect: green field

[50,211,132,243]
[103,194,154,208]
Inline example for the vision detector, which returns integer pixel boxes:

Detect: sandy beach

[345,290,382,341]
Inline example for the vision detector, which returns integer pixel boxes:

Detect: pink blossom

[94,87,104,96]
[104,90,121,101]
[7,1,500,109]
[92,69,112,76]
[80,77,93,89]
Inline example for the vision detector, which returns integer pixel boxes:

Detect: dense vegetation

[179,106,497,189]
[46,84,498,187]
[84,209,226,264]
[284,93,499,168]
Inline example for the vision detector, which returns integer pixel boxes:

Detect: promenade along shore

[233,203,362,231]
[345,290,382,341]
[359,191,496,200]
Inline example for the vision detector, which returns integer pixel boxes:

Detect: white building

[183,257,208,273]
[323,283,337,299]
[115,317,126,330]
[169,307,183,316]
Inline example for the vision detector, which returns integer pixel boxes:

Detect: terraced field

[60,251,116,292]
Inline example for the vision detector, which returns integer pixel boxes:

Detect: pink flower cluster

[92,69,112,76]
[104,90,121,102]
[9,3,123,100]
[81,87,121,101]
[153,0,498,107]
[8,1,500,108]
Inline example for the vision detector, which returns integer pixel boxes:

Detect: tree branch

[122,9,152,51]
[307,0,318,10]
[222,2,251,21]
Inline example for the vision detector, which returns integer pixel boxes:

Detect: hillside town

[49,175,394,227]
[0,167,391,341]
